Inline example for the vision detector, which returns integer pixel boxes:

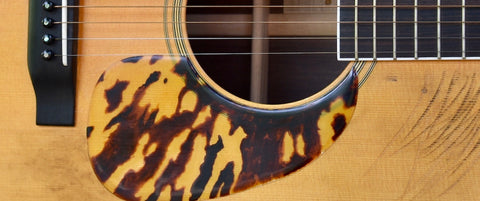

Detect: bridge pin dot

[42,1,54,11]
[42,34,54,44]
[41,50,53,60]
[42,17,54,28]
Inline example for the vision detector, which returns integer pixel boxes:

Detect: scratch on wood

[365,70,480,200]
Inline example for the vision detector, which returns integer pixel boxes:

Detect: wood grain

[2,1,480,200]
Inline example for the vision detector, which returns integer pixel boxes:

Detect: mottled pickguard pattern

[87,56,358,201]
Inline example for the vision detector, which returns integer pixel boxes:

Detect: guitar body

[2,0,480,201]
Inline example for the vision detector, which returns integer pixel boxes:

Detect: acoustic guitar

[2,0,480,200]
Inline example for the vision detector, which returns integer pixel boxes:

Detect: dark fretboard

[338,0,480,60]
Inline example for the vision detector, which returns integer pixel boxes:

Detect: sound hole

[186,0,348,104]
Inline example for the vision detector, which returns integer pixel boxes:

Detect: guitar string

[53,21,480,24]
[53,50,480,57]
[55,5,480,8]
[55,36,480,40]
[51,4,480,57]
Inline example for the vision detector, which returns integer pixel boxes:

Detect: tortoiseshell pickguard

[87,56,358,201]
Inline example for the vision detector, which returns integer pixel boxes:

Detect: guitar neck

[338,0,480,61]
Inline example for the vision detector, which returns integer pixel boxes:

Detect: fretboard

[338,0,480,61]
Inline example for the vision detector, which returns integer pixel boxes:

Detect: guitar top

[2,0,480,201]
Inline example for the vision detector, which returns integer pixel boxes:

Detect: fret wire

[437,0,441,59]
[355,0,359,60]
[393,0,397,59]
[373,0,377,60]
[414,0,418,59]
[462,0,466,59]
[336,0,340,60]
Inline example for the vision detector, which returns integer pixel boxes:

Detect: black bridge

[27,0,78,126]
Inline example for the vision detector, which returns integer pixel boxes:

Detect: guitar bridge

[27,0,78,126]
